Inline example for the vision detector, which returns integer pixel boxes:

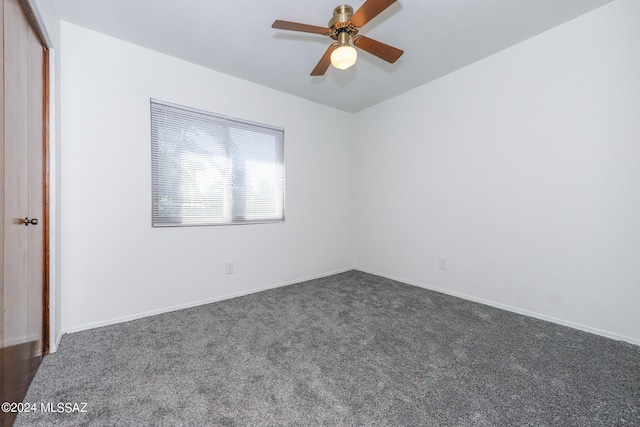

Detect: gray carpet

[16,270,640,426]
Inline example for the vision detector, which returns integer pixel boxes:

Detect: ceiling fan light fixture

[272,0,404,76]
[330,44,357,70]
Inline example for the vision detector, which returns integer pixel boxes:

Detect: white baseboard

[61,267,354,336]
[48,330,64,354]
[59,266,639,347]
[356,267,640,347]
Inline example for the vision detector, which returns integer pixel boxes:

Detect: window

[151,99,285,226]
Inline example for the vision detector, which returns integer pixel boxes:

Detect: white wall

[59,22,354,332]
[354,0,640,344]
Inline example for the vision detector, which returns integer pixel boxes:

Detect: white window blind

[151,99,285,226]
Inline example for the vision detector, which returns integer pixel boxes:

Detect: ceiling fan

[272,0,404,76]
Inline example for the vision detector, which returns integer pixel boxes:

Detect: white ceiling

[52,0,614,112]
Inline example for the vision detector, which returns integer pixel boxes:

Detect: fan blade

[350,0,397,27]
[353,35,403,63]
[311,44,338,76]
[272,20,331,35]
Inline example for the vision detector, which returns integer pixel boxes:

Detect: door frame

[18,0,50,354]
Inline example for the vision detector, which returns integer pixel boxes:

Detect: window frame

[150,99,286,227]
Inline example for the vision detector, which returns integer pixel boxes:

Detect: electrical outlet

[439,257,448,270]
[225,261,234,275]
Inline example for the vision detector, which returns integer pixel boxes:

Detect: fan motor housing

[328,5,353,28]
[328,4,360,41]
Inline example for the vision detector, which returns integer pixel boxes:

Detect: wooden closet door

[3,0,32,408]
[1,0,45,425]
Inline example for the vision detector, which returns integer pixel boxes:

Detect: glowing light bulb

[330,45,357,70]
